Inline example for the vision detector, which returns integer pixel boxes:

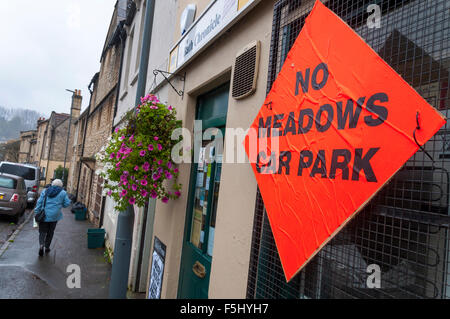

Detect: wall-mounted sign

[244,0,446,282]
[169,0,260,73]
[148,237,166,299]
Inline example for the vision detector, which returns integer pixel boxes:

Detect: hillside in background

[0,106,43,142]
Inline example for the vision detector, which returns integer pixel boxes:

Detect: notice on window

[148,237,166,299]
[198,147,206,171]
[190,208,203,248]
[196,172,204,187]
[207,227,215,257]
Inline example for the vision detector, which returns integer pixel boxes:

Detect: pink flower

[154,136,159,141]
[148,144,154,151]
[121,189,128,197]
[175,191,181,197]
[152,174,160,181]
[115,127,119,133]
[158,160,162,165]
[141,189,148,197]
[174,168,179,173]
[143,162,150,172]
[140,150,146,157]
[141,179,148,186]
[162,197,169,204]
[157,144,162,151]
[165,171,173,180]
[129,197,136,205]
[150,190,158,199]
[167,162,173,169]
[132,184,138,191]
[110,153,115,159]
[168,105,173,111]
[134,165,139,171]
[107,190,112,196]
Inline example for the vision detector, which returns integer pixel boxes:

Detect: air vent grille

[232,41,260,100]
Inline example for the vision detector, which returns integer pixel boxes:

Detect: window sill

[120,90,128,101]
[130,72,139,86]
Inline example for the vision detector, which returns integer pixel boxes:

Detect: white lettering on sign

[171,0,260,72]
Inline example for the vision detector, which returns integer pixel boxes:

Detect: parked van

[0,162,41,206]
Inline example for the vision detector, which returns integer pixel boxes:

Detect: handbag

[35,191,48,223]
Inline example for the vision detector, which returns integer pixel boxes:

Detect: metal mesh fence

[247,0,450,299]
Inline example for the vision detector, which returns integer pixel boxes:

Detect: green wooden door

[178,84,229,299]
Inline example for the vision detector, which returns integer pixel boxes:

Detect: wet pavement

[0,209,31,247]
[0,206,111,298]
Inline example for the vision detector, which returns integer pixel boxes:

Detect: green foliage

[0,106,42,141]
[53,165,69,186]
[98,95,183,211]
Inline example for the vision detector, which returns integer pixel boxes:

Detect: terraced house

[85,0,450,299]
[68,0,127,226]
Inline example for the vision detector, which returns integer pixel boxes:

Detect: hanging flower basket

[97,94,183,211]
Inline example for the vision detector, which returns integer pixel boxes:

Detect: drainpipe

[109,0,156,299]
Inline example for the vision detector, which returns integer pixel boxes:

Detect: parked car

[0,162,41,206]
[0,173,27,223]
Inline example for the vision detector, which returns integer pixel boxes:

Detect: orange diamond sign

[244,0,446,281]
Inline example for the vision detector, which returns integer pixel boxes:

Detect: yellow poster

[238,0,250,11]
[190,208,203,247]
[168,46,178,73]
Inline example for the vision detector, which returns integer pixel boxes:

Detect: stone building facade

[37,111,70,185]
[74,0,127,226]
[34,117,48,169]
[67,107,88,196]
[18,130,37,164]
[0,139,20,162]
[36,88,81,187]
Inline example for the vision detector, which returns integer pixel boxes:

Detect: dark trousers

[38,221,57,249]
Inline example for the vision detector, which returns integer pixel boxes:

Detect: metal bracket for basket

[152,69,186,98]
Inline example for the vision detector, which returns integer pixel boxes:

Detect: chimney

[71,89,82,118]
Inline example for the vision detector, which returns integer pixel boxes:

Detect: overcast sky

[0,0,117,117]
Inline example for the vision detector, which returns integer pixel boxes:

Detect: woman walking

[34,179,71,256]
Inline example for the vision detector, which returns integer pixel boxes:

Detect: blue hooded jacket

[34,186,72,222]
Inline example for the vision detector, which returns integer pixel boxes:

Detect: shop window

[247,0,450,299]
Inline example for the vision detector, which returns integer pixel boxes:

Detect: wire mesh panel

[247,0,450,299]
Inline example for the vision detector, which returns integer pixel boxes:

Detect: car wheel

[11,214,19,224]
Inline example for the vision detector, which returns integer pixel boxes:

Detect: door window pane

[190,144,210,250]
[207,163,221,257]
